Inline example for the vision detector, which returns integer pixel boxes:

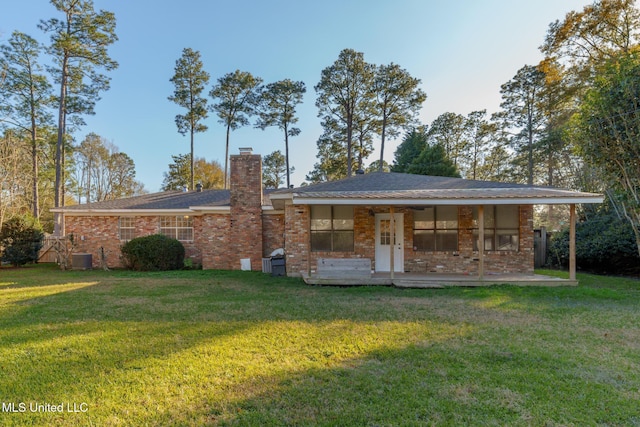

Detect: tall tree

[366,159,390,173]
[315,48,375,177]
[161,153,224,191]
[495,65,546,185]
[540,0,640,159]
[577,49,640,256]
[463,110,496,180]
[73,133,144,202]
[256,79,305,188]
[305,126,349,183]
[427,112,468,172]
[406,143,461,178]
[541,0,640,71]
[352,101,378,172]
[168,47,209,192]
[475,143,513,182]
[0,31,53,220]
[0,130,31,229]
[373,63,426,171]
[74,132,107,203]
[536,58,576,188]
[210,70,262,189]
[262,150,294,189]
[39,0,118,235]
[391,126,428,173]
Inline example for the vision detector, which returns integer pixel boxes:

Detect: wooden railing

[38,235,73,268]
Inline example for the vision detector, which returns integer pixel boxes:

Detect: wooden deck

[301,272,577,288]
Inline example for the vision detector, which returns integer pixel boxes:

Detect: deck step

[393,281,445,289]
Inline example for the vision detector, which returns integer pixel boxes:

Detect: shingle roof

[281,172,528,193]
[57,172,603,212]
[271,172,603,205]
[57,189,233,211]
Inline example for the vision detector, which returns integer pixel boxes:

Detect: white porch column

[569,203,576,281]
[478,205,485,280]
[389,206,395,281]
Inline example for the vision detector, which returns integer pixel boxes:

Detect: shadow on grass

[0,265,639,426]
[212,331,640,426]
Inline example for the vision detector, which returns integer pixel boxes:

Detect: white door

[375,213,404,272]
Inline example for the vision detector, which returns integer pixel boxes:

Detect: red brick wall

[63,151,286,271]
[65,215,204,269]
[64,203,533,274]
[262,213,285,257]
[229,153,263,271]
[64,209,284,271]
[283,204,535,276]
[283,204,310,276]
[198,214,231,270]
[65,216,121,268]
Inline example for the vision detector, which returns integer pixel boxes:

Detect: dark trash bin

[271,256,286,277]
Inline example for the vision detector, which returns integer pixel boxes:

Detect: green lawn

[0,265,639,426]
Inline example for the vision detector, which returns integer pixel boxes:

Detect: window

[310,205,354,252]
[413,206,458,251]
[160,216,193,241]
[119,217,135,241]
[473,205,519,251]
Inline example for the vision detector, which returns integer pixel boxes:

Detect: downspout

[307,204,311,278]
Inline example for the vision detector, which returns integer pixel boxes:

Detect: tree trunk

[547,142,554,225]
[224,124,230,189]
[284,122,290,189]
[30,110,39,220]
[527,105,534,185]
[346,113,353,177]
[190,128,195,191]
[53,57,68,236]
[379,117,387,172]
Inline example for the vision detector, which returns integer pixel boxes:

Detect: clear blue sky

[2,0,593,192]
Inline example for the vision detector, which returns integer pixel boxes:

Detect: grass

[0,265,639,426]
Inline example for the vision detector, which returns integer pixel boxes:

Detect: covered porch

[301,202,580,288]
[270,172,604,284]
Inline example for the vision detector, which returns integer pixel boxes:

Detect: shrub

[121,234,185,271]
[548,211,640,275]
[0,215,44,267]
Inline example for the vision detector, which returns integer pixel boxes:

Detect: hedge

[121,234,185,271]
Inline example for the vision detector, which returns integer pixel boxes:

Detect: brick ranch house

[52,149,603,284]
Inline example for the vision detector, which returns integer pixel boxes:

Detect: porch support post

[389,206,395,281]
[478,205,485,280]
[307,204,312,278]
[569,203,576,281]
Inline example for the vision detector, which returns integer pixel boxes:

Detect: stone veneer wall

[283,204,535,276]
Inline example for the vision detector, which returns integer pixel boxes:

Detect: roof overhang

[52,205,283,216]
[270,189,604,209]
[53,208,201,216]
[287,196,605,206]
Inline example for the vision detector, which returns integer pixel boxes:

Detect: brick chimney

[229,148,263,271]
